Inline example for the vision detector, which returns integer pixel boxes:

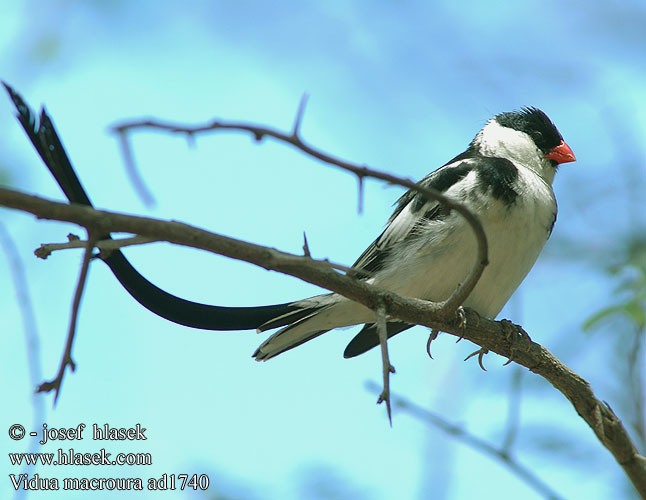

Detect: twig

[366,382,566,500]
[35,234,157,259]
[375,304,395,425]
[0,222,46,500]
[502,367,524,454]
[36,232,97,404]
[110,110,489,320]
[34,232,368,278]
[291,93,309,138]
[116,130,156,207]
[0,221,44,397]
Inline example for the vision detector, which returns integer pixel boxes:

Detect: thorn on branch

[186,131,196,149]
[357,175,364,214]
[302,231,311,257]
[292,93,309,139]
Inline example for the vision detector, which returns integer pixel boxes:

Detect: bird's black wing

[344,153,475,357]
[4,82,298,331]
[351,156,474,275]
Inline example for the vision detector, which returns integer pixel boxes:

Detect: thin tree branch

[0,221,44,398]
[375,304,394,425]
[116,130,156,207]
[1,187,646,497]
[35,234,156,259]
[366,382,566,500]
[34,232,369,278]
[502,367,524,454]
[109,114,489,319]
[35,231,97,404]
[291,93,309,138]
[0,222,46,500]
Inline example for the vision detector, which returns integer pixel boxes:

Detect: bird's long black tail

[3,82,300,331]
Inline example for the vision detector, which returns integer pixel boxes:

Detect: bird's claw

[500,319,531,366]
[455,307,480,343]
[455,306,467,343]
[465,347,489,371]
[426,330,439,359]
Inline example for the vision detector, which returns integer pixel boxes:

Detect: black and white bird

[250,107,575,360]
[4,84,575,361]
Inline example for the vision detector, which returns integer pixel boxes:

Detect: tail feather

[4,82,399,360]
[256,303,325,333]
[3,82,92,207]
[343,321,412,358]
[3,82,301,332]
[254,299,338,360]
[253,297,376,360]
[253,311,330,361]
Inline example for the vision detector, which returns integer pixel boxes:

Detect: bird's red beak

[545,140,576,164]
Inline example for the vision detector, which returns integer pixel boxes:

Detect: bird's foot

[464,347,489,371]
[500,319,531,366]
[455,306,480,343]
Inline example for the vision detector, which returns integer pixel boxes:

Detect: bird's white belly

[374,173,555,318]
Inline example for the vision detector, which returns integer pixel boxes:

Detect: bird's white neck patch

[475,120,556,184]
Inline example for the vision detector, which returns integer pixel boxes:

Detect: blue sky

[2,1,645,499]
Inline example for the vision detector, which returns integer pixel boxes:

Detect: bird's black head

[494,107,563,155]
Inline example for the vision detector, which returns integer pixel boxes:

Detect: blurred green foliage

[584,236,646,334]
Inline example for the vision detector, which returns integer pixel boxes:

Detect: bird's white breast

[374,165,556,318]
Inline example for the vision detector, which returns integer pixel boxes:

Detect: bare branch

[367,382,566,500]
[291,93,309,138]
[109,114,489,319]
[34,231,363,277]
[0,221,46,484]
[502,367,524,454]
[115,130,156,207]
[0,221,44,394]
[375,304,394,425]
[36,232,97,404]
[35,234,156,259]
[2,186,645,496]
